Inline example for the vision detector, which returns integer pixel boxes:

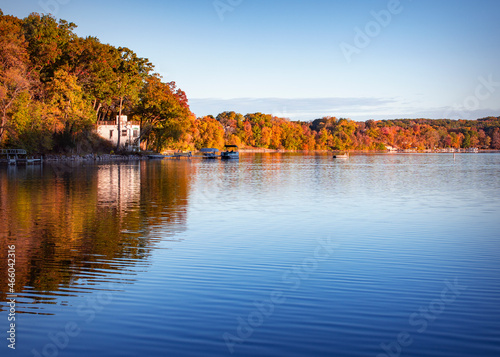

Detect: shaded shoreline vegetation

[1,11,500,154]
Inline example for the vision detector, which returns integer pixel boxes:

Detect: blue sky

[2,0,500,121]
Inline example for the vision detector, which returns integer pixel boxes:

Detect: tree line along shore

[1,10,500,155]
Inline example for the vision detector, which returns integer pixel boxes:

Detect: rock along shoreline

[42,154,147,163]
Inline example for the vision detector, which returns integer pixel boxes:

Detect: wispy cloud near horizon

[189,97,500,122]
[189,97,398,121]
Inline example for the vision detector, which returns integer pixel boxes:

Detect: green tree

[22,13,77,82]
[9,91,53,152]
[66,37,119,120]
[109,47,152,150]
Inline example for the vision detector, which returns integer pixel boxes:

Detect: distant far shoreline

[224,148,500,154]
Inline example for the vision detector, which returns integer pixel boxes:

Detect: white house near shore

[96,115,140,151]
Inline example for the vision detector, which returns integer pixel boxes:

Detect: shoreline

[42,154,148,163]
[2,150,498,166]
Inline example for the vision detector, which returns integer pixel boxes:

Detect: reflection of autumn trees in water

[0,161,194,312]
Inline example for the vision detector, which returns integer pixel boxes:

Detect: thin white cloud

[189,97,398,121]
[189,97,499,121]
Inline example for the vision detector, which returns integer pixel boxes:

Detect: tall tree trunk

[0,94,19,145]
[116,96,123,151]
[0,110,6,145]
[98,109,106,122]
[95,102,102,121]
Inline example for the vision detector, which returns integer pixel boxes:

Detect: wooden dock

[0,149,42,165]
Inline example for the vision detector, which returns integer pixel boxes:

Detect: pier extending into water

[0,149,42,165]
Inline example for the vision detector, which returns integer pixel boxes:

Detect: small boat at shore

[221,145,239,160]
[200,148,219,159]
[333,152,349,159]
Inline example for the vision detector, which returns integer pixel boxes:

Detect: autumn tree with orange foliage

[1,10,500,154]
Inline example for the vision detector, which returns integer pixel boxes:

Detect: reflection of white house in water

[97,164,141,211]
[97,115,140,151]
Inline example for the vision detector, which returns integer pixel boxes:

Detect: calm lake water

[1,153,500,357]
